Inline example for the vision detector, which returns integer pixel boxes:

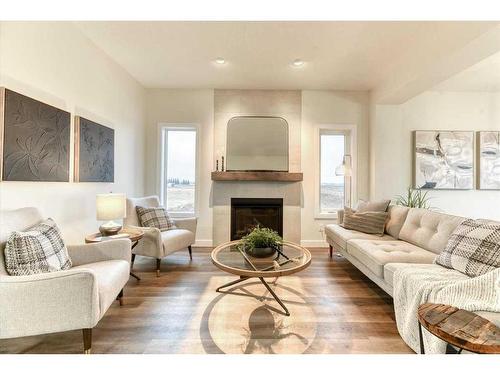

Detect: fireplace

[230,198,283,240]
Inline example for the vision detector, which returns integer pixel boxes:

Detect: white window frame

[157,124,200,218]
[314,124,357,220]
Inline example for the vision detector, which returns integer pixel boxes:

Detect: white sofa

[124,196,197,276]
[325,206,500,337]
[0,207,131,353]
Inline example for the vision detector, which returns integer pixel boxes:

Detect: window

[319,130,351,214]
[160,127,197,216]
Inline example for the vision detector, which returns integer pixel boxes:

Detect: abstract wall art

[74,116,114,182]
[413,130,474,190]
[0,88,71,182]
[478,131,500,190]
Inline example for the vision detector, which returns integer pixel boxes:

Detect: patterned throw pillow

[4,218,72,276]
[136,206,176,231]
[342,207,389,236]
[435,219,500,277]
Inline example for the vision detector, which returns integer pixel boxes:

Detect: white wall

[0,22,146,243]
[301,90,370,246]
[371,90,500,220]
[144,89,214,246]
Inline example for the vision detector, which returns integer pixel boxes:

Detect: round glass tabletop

[211,240,311,278]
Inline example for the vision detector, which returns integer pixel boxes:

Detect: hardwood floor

[0,248,413,354]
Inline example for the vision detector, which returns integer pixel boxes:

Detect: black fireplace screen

[230,198,283,240]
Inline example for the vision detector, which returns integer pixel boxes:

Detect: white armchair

[124,196,197,276]
[0,207,131,354]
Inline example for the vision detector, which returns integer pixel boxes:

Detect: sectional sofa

[325,205,500,329]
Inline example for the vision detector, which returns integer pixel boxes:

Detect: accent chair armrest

[174,217,198,234]
[67,238,132,267]
[125,225,163,258]
[0,269,99,339]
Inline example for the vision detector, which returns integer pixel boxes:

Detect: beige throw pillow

[355,199,391,213]
[342,207,389,236]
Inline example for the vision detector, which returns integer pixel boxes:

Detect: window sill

[169,212,196,218]
[314,212,340,220]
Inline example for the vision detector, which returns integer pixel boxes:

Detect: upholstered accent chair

[0,207,131,354]
[124,196,197,276]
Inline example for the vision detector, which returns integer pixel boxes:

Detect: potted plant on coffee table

[238,226,283,258]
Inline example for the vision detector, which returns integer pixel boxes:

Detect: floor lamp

[333,155,352,258]
[335,154,352,208]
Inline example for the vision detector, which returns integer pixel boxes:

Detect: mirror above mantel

[212,116,302,182]
[226,116,289,172]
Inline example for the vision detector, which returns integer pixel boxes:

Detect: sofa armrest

[337,209,345,224]
[174,217,198,234]
[125,225,163,258]
[67,239,132,267]
[0,269,99,339]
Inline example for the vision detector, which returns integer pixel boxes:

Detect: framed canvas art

[74,116,114,182]
[0,88,71,182]
[413,130,474,190]
[477,131,500,190]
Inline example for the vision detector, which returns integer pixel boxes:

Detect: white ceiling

[75,21,499,90]
[432,51,500,92]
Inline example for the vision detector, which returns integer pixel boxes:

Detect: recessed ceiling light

[292,59,305,67]
[215,57,226,64]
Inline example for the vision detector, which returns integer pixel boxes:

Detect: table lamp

[96,193,126,236]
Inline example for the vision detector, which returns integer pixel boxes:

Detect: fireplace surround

[230,198,283,240]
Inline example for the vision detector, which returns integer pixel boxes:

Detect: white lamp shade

[335,157,352,177]
[96,193,126,221]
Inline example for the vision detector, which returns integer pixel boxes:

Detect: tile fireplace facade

[211,90,303,246]
[212,181,301,245]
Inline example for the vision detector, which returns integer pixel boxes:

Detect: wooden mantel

[211,171,303,182]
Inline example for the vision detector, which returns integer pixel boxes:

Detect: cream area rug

[143,276,319,354]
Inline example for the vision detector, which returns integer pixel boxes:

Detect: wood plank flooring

[0,248,413,354]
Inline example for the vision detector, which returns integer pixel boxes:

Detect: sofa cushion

[435,218,500,277]
[161,229,195,255]
[4,218,72,276]
[325,224,393,250]
[73,259,129,318]
[385,205,410,239]
[347,239,437,278]
[398,208,465,254]
[342,207,389,236]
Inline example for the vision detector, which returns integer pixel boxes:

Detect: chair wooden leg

[329,245,333,258]
[83,328,92,354]
[156,258,161,277]
[188,245,193,260]
[116,289,123,306]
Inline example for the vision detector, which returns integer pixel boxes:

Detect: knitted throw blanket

[393,264,500,353]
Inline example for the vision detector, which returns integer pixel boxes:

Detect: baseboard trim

[193,239,213,247]
[194,239,327,248]
[300,240,329,248]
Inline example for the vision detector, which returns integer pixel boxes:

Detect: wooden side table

[418,303,500,354]
[85,227,144,281]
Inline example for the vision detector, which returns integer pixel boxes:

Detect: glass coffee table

[211,240,312,316]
